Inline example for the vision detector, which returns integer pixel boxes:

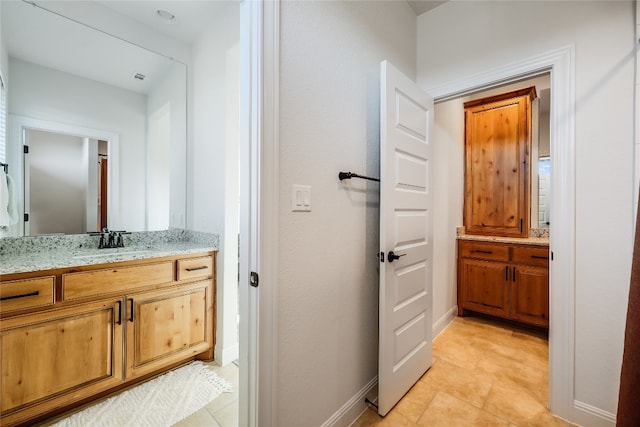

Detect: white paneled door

[378,60,434,416]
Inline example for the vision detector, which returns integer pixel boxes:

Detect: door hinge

[23,145,29,154]
[250,271,259,287]
[24,213,29,222]
[379,252,384,263]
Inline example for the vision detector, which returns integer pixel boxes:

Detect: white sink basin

[72,249,154,259]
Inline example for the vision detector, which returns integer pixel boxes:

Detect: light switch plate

[292,184,311,212]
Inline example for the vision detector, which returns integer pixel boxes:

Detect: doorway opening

[433,72,551,405]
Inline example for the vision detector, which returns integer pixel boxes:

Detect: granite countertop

[0,230,219,275]
[456,234,549,246]
[456,226,549,246]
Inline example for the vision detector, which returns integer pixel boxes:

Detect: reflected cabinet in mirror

[0,1,186,237]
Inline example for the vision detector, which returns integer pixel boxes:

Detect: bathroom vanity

[457,86,549,329]
[0,232,217,426]
[457,236,549,328]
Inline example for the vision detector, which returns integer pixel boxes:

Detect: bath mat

[51,361,233,427]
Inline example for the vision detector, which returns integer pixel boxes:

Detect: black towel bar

[338,171,380,182]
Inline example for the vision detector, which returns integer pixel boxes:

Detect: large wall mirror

[1,0,186,237]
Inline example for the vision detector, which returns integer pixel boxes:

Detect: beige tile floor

[173,361,239,427]
[352,316,576,427]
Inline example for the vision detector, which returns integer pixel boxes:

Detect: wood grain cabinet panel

[511,265,549,327]
[176,256,213,281]
[463,87,536,238]
[62,261,174,301]
[0,298,124,425]
[461,259,510,318]
[125,281,213,380]
[511,245,550,268]
[458,240,548,328]
[0,276,55,313]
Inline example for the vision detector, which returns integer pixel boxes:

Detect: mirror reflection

[1,0,186,237]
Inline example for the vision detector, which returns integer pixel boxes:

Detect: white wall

[431,97,465,336]
[27,130,85,235]
[277,1,416,425]
[189,2,240,365]
[147,62,187,231]
[9,58,148,231]
[418,1,635,422]
[0,2,6,82]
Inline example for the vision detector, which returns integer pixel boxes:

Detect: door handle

[387,251,406,262]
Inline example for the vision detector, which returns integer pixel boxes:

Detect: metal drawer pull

[129,299,135,322]
[505,266,509,281]
[472,250,493,254]
[185,265,208,272]
[0,291,39,301]
[531,255,548,260]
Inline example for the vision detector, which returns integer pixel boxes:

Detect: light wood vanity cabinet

[0,298,124,423]
[126,280,212,379]
[0,252,216,427]
[458,240,548,328]
[463,87,536,238]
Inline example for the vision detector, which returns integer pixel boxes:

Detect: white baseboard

[321,376,378,427]
[215,342,239,367]
[572,400,616,427]
[432,305,457,338]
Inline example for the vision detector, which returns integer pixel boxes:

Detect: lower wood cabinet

[458,240,549,328]
[126,281,213,379]
[0,298,124,426]
[0,252,216,427]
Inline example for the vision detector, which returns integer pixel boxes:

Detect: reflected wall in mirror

[0,0,186,237]
[24,129,108,236]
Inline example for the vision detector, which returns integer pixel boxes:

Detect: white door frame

[426,46,581,423]
[239,1,280,426]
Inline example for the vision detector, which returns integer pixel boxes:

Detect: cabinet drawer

[0,277,55,313]
[62,261,174,301]
[458,241,509,262]
[512,245,549,267]
[177,256,213,281]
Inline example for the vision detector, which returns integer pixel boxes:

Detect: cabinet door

[460,258,510,318]
[463,88,534,237]
[1,299,124,425]
[126,281,213,379]
[512,265,549,327]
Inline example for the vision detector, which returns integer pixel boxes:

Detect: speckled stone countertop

[456,226,549,246]
[0,230,219,275]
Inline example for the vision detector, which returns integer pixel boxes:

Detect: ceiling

[2,0,446,95]
[2,1,178,94]
[407,1,448,16]
[96,1,235,44]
